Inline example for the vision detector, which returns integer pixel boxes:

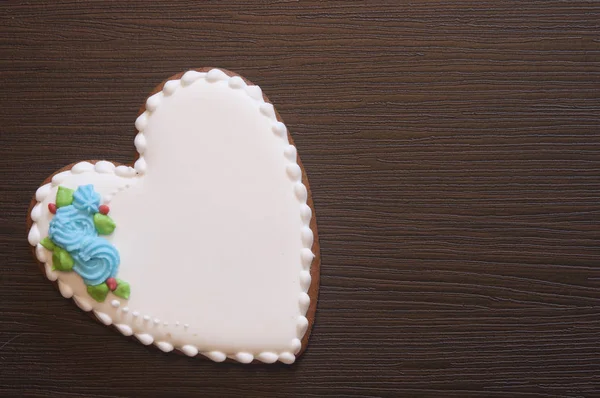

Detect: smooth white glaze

[28,69,315,364]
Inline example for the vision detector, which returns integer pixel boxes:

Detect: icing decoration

[48,203,57,214]
[49,206,97,251]
[72,184,100,213]
[72,238,119,285]
[93,213,116,235]
[106,277,117,291]
[27,69,319,364]
[44,185,127,301]
[52,247,74,271]
[55,186,74,208]
[40,237,56,251]
[113,279,130,300]
[87,283,110,302]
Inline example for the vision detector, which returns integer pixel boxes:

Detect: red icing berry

[48,203,57,214]
[106,277,117,291]
[99,205,110,215]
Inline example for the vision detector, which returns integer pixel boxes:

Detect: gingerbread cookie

[27,68,320,364]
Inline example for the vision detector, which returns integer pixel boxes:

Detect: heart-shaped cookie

[27,68,320,364]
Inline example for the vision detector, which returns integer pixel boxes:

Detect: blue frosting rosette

[72,184,101,213]
[73,237,120,286]
[48,206,97,252]
[40,184,129,302]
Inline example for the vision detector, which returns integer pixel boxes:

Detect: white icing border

[28,69,315,364]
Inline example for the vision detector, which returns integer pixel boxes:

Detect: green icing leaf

[52,247,74,271]
[56,186,75,208]
[113,279,130,300]
[87,283,109,302]
[93,213,116,235]
[40,237,56,251]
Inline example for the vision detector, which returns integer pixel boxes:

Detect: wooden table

[1,1,598,397]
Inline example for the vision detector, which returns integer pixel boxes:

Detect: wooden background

[1,1,599,397]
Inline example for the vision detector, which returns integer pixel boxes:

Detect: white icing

[284,145,297,161]
[115,324,133,336]
[279,352,296,364]
[245,85,263,100]
[234,352,254,364]
[301,227,314,247]
[72,161,94,173]
[301,205,313,224]
[295,183,308,202]
[228,76,244,89]
[45,263,58,281]
[95,161,115,174]
[156,342,174,352]
[35,184,51,202]
[134,133,146,153]
[28,69,316,364]
[299,293,311,315]
[31,203,42,221]
[27,225,40,246]
[162,80,179,95]
[145,92,163,111]
[115,165,136,178]
[95,312,112,325]
[203,351,226,362]
[297,316,309,338]
[286,164,302,180]
[257,352,278,363]
[181,345,198,357]
[73,296,92,311]
[206,68,228,82]
[273,121,287,137]
[180,70,205,86]
[35,245,47,262]
[51,171,71,185]
[259,103,276,119]
[290,338,302,354]
[134,157,147,174]
[135,113,148,131]
[135,333,154,345]
[301,248,314,268]
[58,280,73,298]
[300,270,312,291]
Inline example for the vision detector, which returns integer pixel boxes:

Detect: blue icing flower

[73,237,120,286]
[48,206,98,252]
[72,184,101,214]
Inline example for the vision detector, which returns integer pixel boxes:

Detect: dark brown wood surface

[1,1,599,397]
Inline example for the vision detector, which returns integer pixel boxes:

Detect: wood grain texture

[0,1,599,397]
